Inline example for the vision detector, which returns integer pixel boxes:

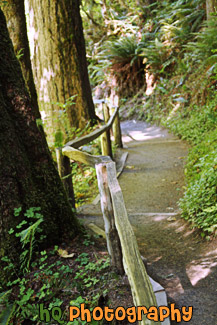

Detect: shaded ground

[6,234,134,324]
[78,120,217,325]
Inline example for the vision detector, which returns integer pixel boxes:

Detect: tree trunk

[0,8,80,284]
[2,0,40,119]
[25,0,97,146]
[206,0,217,20]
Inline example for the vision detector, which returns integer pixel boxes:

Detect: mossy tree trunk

[25,0,97,146]
[0,8,80,284]
[2,0,40,119]
[206,0,217,19]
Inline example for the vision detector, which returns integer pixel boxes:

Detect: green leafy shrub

[185,17,217,66]
[166,94,217,236]
[71,162,98,206]
[159,0,205,41]
[167,99,217,145]
[180,146,217,237]
[139,37,176,75]
[103,35,146,97]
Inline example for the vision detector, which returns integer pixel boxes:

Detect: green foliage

[42,94,99,149]
[85,0,206,97]
[0,206,113,323]
[185,17,217,67]
[180,146,217,237]
[165,92,217,236]
[101,35,145,97]
[158,0,205,43]
[53,94,78,147]
[0,207,45,323]
[0,303,16,325]
[2,207,44,281]
[167,98,217,145]
[82,0,146,89]
[105,36,141,63]
[1,246,75,323]
[139,37,176,74]
[16,48,24,60]
[71,151,99,207]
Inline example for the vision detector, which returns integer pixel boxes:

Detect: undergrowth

[0,208,127,324]
[165,94,217,237]
[72,162,98,206]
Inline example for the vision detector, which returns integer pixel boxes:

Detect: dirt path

[78,120,217,325]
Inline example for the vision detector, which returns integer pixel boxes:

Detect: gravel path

[79,120,217,325]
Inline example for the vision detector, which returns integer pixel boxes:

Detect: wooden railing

[56,104,160,325]
[55,104,121,207]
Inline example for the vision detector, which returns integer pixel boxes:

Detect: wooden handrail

[60,147,159,323]
[64,106,119,148]
[62,146,112,168]
[57,104,121,210]
[57,104,160,320]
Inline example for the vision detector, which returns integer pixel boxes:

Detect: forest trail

[78,120,217,325]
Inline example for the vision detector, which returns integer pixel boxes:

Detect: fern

[185,17,217,64]
[0,303,16,325]
[19,218,43,272]
[105,36,141,63]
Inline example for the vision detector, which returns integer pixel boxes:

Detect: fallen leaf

[126,165,135,169]
[167,216,176,222]
[58,249,75,258]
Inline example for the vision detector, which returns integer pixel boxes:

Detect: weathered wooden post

[110,93,122,148]
[96,163,124,275]
[56,148,75,209]
[112,106,123,148]
[101,104,113,158]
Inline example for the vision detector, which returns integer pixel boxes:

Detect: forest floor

[78,120,217,325]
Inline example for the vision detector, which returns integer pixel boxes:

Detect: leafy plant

[185,17,217,66]
[180,147,217,237]
[165,92,217,237]
[139,37,176,75]
[2,207,44,282]
[0,207,45,322]
[101,35,146,97]
[0,213,114,324]
[71,161,99,207]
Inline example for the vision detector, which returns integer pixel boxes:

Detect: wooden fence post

[101,104,113,158]
[56,148,75,209]
[96,163,124,275]
[112,107,123,148]
[106,161,160,325]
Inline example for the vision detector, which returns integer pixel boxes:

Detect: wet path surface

[78,120,217,325]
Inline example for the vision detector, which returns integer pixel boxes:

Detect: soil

[78,120,217,325]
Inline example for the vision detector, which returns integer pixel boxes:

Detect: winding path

[79,120,217,325]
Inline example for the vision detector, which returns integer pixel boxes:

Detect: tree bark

[0,8,80,284]
[25,0,97,146]
[2,0,40,119]
[206,0,217,20]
